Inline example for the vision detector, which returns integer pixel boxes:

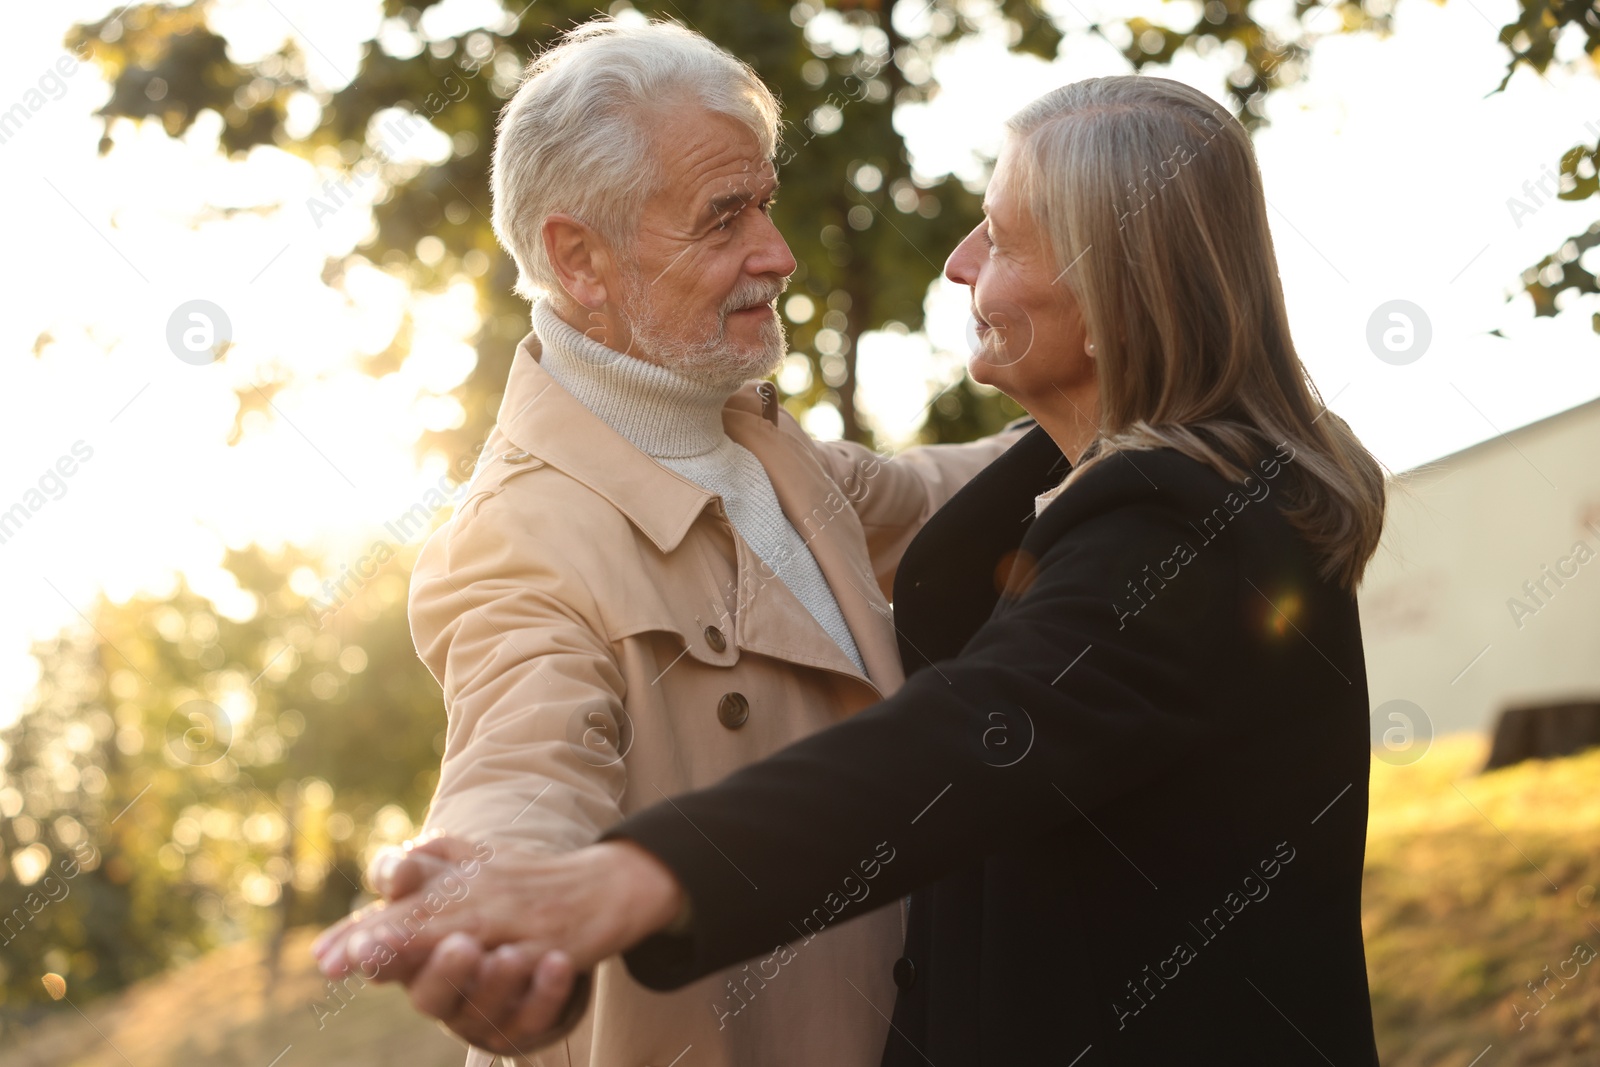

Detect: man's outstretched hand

[310,834,686,1057]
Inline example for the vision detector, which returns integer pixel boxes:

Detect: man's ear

[542,212,613,310]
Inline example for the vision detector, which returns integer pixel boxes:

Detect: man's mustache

[722,277,789,316]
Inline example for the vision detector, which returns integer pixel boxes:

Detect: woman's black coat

[609,424,1381,1065]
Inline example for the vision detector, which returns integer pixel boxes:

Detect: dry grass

[1367,735,1600,1065]
[6,927,466,1067]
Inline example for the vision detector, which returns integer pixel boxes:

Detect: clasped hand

[311,835,685,1058]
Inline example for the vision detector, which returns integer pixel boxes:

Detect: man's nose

[748,211,798,280]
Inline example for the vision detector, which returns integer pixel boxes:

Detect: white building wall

[1357,396,1600,739]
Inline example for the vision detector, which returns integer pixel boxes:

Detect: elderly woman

[318,74,1386,1064]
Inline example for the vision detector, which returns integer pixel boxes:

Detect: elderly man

[314,17,1028,1067]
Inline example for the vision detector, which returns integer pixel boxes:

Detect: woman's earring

[1085,341,1097,358]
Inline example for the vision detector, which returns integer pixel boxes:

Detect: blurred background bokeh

[2,0,1599,1063]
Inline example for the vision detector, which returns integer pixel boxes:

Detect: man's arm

[812,415,1035,596]
[408,491,629,856]
[389,494,633,1060]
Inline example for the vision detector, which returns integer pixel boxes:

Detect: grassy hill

[1365,735,1600,1065]
[7,737,1598,1065]
[5,927,466,1067]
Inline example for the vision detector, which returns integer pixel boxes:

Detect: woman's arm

[608,450,1248,989]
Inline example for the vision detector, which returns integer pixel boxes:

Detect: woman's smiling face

[944,136,1095,416]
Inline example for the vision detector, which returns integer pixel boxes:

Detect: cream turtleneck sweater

[532,298,865,675]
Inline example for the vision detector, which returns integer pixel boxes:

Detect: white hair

[490,17,782,300]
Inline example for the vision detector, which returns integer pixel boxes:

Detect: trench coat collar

[493,331,902,696]
[494,331,717,556]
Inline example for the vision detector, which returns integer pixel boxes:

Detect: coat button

[503,449,534,464]
[717,692,749,729]
[703,625,727,653]
[893,957,917,990]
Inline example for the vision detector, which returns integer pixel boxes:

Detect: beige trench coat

[409,331,1026,1067]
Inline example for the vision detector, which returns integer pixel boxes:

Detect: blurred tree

[61,0,1376,453]
[1487,1,1600,332]
[67,0,1059,449]
[1113,0,1391,130]
[0,544,441,1025]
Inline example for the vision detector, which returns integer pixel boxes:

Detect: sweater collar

[532,297,736,460]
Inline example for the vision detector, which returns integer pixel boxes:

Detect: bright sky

[1,0,1597,727]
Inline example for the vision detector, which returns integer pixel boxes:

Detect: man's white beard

[618,266,788,394]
